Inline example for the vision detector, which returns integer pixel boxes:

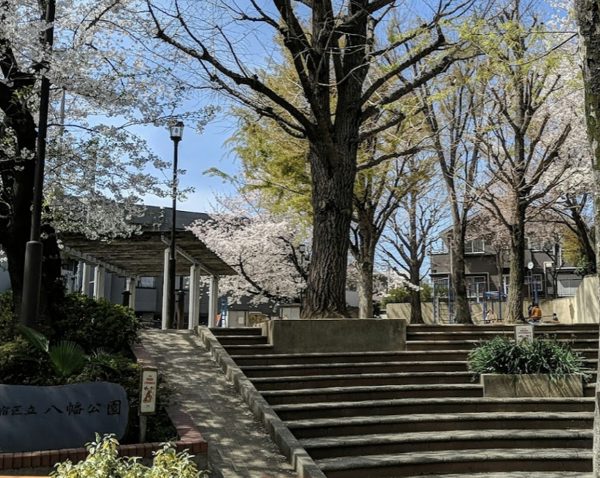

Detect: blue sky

[136,112,239,213]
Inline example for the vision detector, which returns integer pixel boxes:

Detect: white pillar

[188,265,200,330]
[208,275,219,328]
[161,248,169,330]
[126,277,137,310]
[81,262,92,296]
[93,265,105,299]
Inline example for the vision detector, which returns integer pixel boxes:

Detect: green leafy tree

[148,0,476,318]
[228,47,432,318]
[469,0,574,322]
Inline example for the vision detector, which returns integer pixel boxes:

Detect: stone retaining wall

[262,318,407,353]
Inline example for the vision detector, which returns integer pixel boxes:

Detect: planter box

[481,373,584,397]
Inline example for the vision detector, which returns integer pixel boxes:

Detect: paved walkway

[139,329,297,478]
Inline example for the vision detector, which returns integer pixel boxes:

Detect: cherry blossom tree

[189,194,308,306]
[0,0,212,313]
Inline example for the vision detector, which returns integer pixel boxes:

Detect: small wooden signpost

[139,366,158,442]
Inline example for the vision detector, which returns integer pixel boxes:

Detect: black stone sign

[0,382,128,452]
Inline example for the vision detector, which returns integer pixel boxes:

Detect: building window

[528,237,557,253]
[430,239,449,254]
[137,277,156,289]
[465,239,485,254]
[432,277,449,297]
[466,275,487,300]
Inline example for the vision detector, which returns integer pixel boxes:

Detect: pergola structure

[61,230,236,329]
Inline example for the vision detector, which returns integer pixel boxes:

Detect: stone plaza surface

[139,329,297,478]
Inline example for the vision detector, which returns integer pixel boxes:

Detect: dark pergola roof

[61,230,236,278]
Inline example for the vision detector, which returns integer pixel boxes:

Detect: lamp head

[169,121,184,141]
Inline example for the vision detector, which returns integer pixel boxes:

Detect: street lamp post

[20,0,56,327]
[166,121,184,329]
[527,260,534,306]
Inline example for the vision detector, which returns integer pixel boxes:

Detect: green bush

[381,283,433,306]
[47,294,140,353]
[0,338,55,385]
[0,292,174,443]
[468,336,590,379]
[0,291,16,342]
[51,434,207,478]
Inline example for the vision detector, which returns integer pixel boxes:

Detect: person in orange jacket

[529,303,542,323]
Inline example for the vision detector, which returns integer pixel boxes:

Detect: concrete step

[215,335,269,346]
[252,372,475,391]
[242,361,470,377]
[302,429,593,459]
[272,397,595,420]
[407,331,600,341]
[263,383,483,405]
[407,324,599,333]
[316,448,592,477]
[411,473,592,478]
[286,412,593,439]
[406,339,598,351]
[209,327,263,336]
[231,350,474,366]
[235,352,597,369]
[575,349,598,359]
[222,344,275,355]
[410,473,593,478]
[585,383,595,397]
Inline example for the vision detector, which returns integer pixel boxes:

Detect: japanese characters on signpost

[0,382,128,452]
[139,367,158,442]
[515,324,534,343]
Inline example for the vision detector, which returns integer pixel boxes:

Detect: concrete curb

[197,326,327,478]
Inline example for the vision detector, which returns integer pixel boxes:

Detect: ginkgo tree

[146,0,479,318]
[472,0,578,322]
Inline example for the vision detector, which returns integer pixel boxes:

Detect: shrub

[0,291,16,342]
[0,338,55,385]
[50,434,207,478]
[0,293,174,443]
[380,284,433,306]
[468,336,590,379]
[47,294,140,353]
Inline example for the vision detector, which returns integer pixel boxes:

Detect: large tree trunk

[0,94,37,314]
[353,207,377,319]
[450,224,472,323]
[0,70,63,320]
[407,196,424,324]
[409,263,423,324]
[357,258,374,318]
[303,141,356,318]
[506,207,527,323]
[569,198,597,273]
[574,2,600,474]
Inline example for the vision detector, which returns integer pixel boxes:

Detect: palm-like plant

[18,325,87,378]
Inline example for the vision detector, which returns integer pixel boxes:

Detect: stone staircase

[210,324,599,477]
